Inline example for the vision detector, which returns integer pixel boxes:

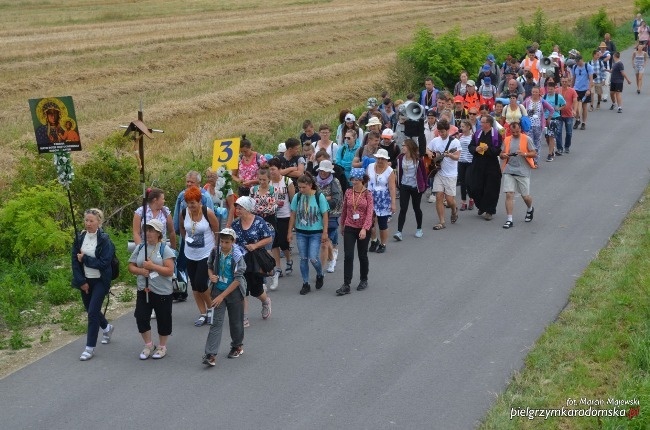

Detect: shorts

[593,82,604,95]
[376,214,390,230]
[244,272,265,297]
[545,119,560,137]
[273,217,290,251]
[503,174,530,196]
[134,290,173,335]
[186,257,209,293]
[327,217,339,246]
[610,82,624,93]
[576,90,591,104]
[635,66,645,74]
[432,174,457,196]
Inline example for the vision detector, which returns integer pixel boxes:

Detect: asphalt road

[3,56,649,430]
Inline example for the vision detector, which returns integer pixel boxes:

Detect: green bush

[57,304,87,334]
[0,265,36,329]
[516,8,550,44]
[9,331,32,350]
[70,138,141,232]
[637,0,650,15]
[590,7,616,39]
[43,268,76,305]
[0,185,74,260]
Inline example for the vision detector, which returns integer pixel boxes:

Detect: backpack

[111,254,119,280]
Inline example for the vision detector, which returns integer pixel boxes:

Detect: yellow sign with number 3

[212,137,240,170]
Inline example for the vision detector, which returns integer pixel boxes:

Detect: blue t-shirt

[290,192,329,233]
[215,252,233,291]
[572,63,594,91]
[231,215,272,251]
[543,93,566,119]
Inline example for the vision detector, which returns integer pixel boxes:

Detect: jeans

[204,288,244,356]
[295,231,323,283]
[556,117,574,150]
[397,184,423,232]
[343,226,370,285]
[80,278,109,348]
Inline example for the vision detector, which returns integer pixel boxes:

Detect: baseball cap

[219,228,237,240]
[344,113,356,122]
[145,219,164,233]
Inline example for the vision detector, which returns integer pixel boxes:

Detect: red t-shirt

[558,87,577,118]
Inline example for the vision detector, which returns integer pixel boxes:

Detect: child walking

[202,228,247,367]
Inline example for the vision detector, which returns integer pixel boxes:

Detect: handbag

[247,247,276,275]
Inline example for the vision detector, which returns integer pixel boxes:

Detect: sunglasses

[469,112,478,115]
[85,209,101,216]
[345,136,353,140]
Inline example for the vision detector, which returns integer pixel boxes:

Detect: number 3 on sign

[212,137,240,171]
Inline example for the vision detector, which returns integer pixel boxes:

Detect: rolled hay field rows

[0,0,631,186]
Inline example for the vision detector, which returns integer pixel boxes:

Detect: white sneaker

[332,249,338,261]
[269,270,280,290]
[415,229,423,238]
[393,231,403,241]
[428,193,436,203]
[326,260,336,273]
[603,95,608,102]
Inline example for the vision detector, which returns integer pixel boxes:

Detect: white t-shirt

[312,141,340,160]
[427,136,461,178]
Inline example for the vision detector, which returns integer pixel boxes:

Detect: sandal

[432,223,446,230]
[451,208,459,224]
[194,315,207,327]
[285,260,293,275]
[503,220,514,229]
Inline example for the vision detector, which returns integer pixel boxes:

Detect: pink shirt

[340,188,374,231]
[559,87,578,118]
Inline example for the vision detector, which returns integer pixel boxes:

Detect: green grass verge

[479,186,650,429]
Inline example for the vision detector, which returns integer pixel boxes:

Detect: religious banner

[28,96,82,153]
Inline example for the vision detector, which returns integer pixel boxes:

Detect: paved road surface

[3,53,649,429]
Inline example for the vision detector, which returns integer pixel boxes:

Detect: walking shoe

[194,314,207,327]
[326,259,336,273]
[555,150,563,156]
[603,95,608,102]
[393,231,403,241]
[468,199,475,210]
[617,107,622,113]
[609,103,615,110]
[243,317,250,328]
[573,120,579,129]
[152,346,167,359]
[315,275,324,290]
[79,348,94,361]
[564,148,570,154]
[428,193,436,203]
[638,89,641,94]
[336,284,351,296]
[261,297,272,319]
[227,346,243,358]
[369,240,379,252]
[525,207,534,222]
[202,354,216,367]
[415,229,423,238]
[503,220,514,229]
[101,324,114,344]
[376,244,386,253]
[483,213,493,221]
[459,203,467,211]
[140,344,154,360]
[300,283,311,295]
[269,269,281,290]
[285,260,293,275]
[580,123,585,130]
[356,280,368,291]
[546,155,554,162]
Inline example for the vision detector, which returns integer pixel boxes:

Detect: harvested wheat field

[0,0,632,185]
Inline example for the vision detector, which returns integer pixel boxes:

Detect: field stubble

[0,0,631,187]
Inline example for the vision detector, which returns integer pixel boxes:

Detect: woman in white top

[132,187,177,249]
[71,208,116,361]
[502,94,526,136]
[179,186,220,327]
[128,219,176,360]
[267,158,295,283]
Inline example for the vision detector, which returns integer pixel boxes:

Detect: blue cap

[482,64,491,72]
[487,53,496,62]
[350,168,365,180]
